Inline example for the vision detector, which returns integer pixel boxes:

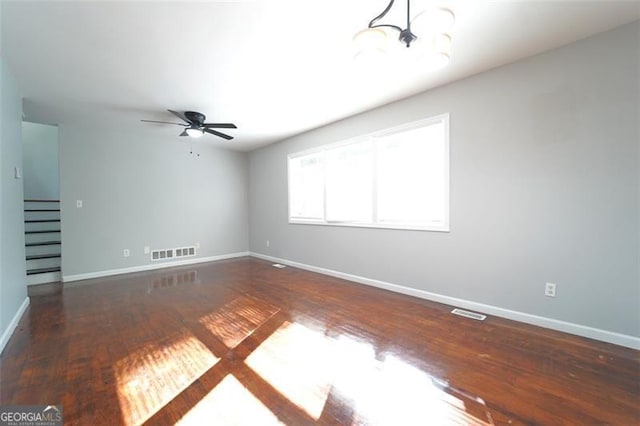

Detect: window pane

[288,115,449,231]
[376,121,446,226]
[289,153,324,219]
[325,141,373,222]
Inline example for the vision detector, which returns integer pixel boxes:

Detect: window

[288,114,449,232]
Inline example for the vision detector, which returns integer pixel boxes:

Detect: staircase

[24,199,61,285]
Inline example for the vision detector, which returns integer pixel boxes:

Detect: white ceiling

[1,1,639,151]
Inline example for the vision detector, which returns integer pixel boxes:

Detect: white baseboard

[250,252,640,350]
[63,252,250,283]
[0,297,30,355]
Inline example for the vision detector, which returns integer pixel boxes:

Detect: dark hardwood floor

[1,257,638,425]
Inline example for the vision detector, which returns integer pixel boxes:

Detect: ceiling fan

[141,110,237,140]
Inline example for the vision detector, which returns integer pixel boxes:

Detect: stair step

[25,230,61,234]
[24,199,60,202]
[26,254,62,260]
[27,266,61,275]
[25,241,61,247]
[26,256,61,270]
[27,271,61,285]
[24,209,61,212]
[25,219,60,223]
[26,245,61,256]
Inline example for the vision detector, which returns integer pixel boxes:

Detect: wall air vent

[151,246,197,262]
[451,308,487,321]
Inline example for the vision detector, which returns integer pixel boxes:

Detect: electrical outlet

[266,240,270,248]
[545,282,557,297]
[195,242,201,249]
[123,249,130,258]
[76,200,83,208]
[144,246,150,254]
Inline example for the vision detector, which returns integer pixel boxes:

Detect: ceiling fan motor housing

[184,111,206,125]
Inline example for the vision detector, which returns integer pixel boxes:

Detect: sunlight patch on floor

[245,321,335,420]
[176,374,283,426]
[199,296,280,349]
[333,348,491,425]
[114,332,219,426]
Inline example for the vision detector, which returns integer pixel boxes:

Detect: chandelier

[353,0,455,69]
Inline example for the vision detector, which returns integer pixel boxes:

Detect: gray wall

[22,121,59,200]
[0,56,27,340]
[248,23,640,337]
[60,123,249,276]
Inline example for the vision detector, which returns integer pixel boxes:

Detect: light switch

[14,167,21,179]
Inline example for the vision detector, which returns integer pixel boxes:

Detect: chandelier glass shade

[411,7,455,37]
[353,27,390,62]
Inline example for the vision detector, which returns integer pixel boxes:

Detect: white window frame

[287,113,450,232]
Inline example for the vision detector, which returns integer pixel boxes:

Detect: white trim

[0,297,30,354]
[63,252,250,283]
[250,252,640,350]
[288,220,449,232]
[288,113,451,158]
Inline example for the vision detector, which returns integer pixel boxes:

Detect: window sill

[288,219,450,233]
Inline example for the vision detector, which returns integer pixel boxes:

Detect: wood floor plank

[0,257,638,425]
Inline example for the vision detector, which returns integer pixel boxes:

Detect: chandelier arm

[368,0,396,28]
[370,23,403,33]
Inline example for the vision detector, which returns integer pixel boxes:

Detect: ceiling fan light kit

[185,127,204,138]
[354,0,455,70]
[141,109,237,140]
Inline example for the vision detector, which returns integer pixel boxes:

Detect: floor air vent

[451,308,487,321]
[151,246,196,261]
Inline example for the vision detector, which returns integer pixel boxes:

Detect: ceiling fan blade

[168,109,191,124]
[202,123,237,129]
[141,119,186,126]
[179,129,188,137]
[203,128,234,140]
